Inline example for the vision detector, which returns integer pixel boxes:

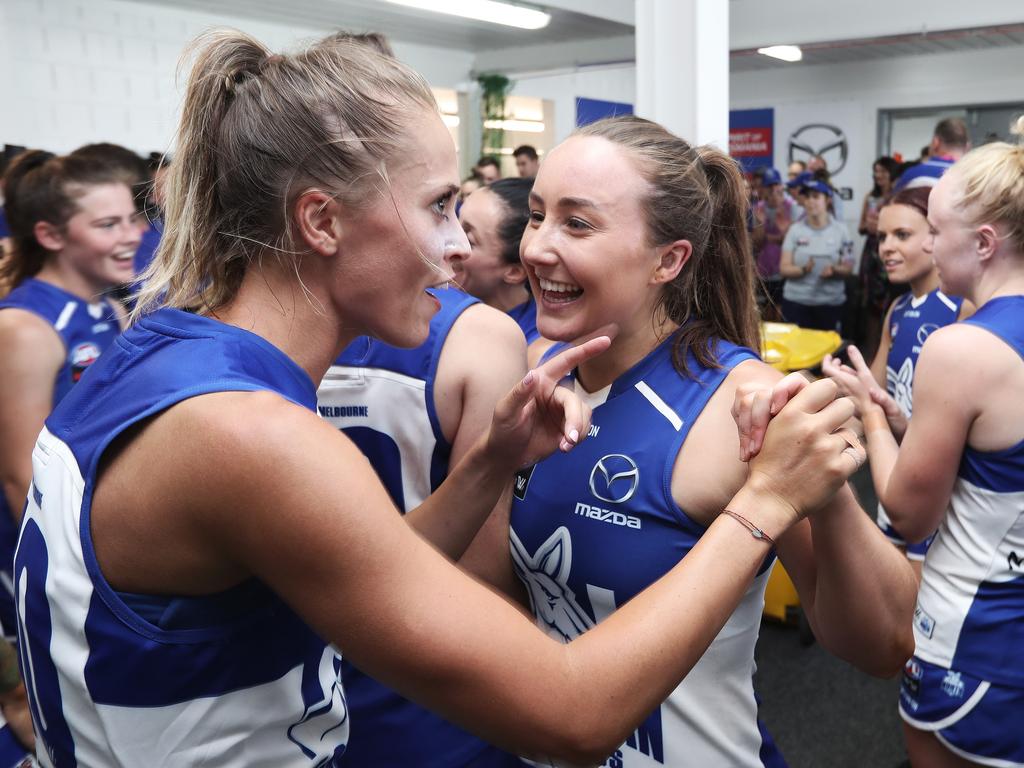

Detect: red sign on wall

[729,127,773,157]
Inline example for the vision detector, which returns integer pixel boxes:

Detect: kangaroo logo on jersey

[70,342,101,382]
[510,527,594,642]
[287,646,349,762]
[589,454,639,505]
[886,359,914,419]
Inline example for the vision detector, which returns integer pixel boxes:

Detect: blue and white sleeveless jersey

[510,337,776,768]
[507,295,540,345]
[913,295,1024,687]
[318,288,518,768]
[14,308,348,767]
[0,278,121,640]
[886,288,962,418]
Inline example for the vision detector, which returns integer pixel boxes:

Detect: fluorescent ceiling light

[383,0,551,30]
[484,118,545,133]
[757,45,803,62]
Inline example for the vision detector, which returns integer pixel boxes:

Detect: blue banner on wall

[729,108,774,172]
[576,97,634,128]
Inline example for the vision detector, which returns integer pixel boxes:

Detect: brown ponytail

[132,29,437,320]
[575,116,760,377]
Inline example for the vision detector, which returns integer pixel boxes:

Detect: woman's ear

[652,239,692,284]
[975,224,1000,263]
[502,262,528,286]
[33,221,65,253]
[294,189,342,257]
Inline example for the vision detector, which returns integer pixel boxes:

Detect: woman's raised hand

[743,378,864,525]
[485,328,614,469]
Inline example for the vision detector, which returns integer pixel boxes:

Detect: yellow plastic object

[763,561,800,623]
[760,322,842,372]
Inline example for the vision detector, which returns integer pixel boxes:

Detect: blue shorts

[876,504,934,561]
[900,656,1024,766]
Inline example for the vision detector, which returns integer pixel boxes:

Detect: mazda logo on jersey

[588,454,639,504]
[916,322,940,346]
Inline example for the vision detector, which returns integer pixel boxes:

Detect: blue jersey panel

[322,289,520,768]
[15,308,347,767]
[507,296,540,344]
[957,295,1024,495]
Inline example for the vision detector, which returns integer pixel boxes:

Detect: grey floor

[754,465,910,768]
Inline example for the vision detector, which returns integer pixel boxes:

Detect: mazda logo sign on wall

[788,123,849,175]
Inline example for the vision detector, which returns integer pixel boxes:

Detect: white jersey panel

[915,477,1024,671]
[319,366,435,510]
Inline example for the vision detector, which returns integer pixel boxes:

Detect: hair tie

[223,69,248,96]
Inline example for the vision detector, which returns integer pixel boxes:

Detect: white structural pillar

[635,0,729,149]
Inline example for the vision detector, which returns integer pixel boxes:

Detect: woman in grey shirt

[779,179,854,332]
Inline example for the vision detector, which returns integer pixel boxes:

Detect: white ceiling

[731,23,1024,72]
[126,0,1024,72]
[129,0,633,50]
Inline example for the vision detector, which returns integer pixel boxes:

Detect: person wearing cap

[778,179,854,332]
[751,167,796,318]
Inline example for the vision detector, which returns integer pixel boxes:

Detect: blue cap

[798,179,834,198]
[786,170,814,189]
[761,168,782,186]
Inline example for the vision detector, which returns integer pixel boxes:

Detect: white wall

[0,0,473,155]
[508,64,636,145]
[511,43,1024,223]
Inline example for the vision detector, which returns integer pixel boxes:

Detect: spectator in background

[787,159,807,181]
[512,144,540,177]
[454,178,539,345]
[751,168,795,319]
[474,155,501,184]
[893,116,969,190]
[807,154,827,174]
[779,179,854,332]
[855,156,902,354]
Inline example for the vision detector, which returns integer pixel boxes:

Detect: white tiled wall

[0,0,474,155]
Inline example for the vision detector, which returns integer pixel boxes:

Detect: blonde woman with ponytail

[472,116,916,766]
[16,32,867,767]
[819,121,1024,768]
